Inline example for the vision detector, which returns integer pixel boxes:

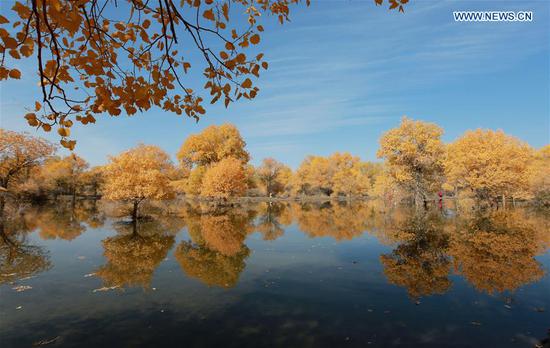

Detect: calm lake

[1,201,549,347]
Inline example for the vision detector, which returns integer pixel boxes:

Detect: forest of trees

[1,117,549,217]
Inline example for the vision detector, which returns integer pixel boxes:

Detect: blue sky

[1,0,549,168]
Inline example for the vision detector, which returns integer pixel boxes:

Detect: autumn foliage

[377,117,445,208]
[176,124,250,199]
[102,144,175,218]
[200,157,248,199]
[1,115,547,210]
[445,129,533,203]
[0,0,412,150]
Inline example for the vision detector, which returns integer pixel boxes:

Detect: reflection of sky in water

[1,202,549,347]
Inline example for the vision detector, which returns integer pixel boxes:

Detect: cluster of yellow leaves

[176,124,250,198]
[445,129,533,201]
[177,124,250,167]
[0,0,311,149]
[0,0,410,150]
[102,144,175,204]
[528,145,550,206]
[200,157,248,199]
[377,117,445,206]
[0,128,55,191]
[294,152,381,197]
[254,157,292,196]
[38,154,89,196]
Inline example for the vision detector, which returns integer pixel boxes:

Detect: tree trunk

[71,186,76,206]
[414,190,424,210]
[132,201,139,222]
[0,194,5,218]
[0,181,8,217]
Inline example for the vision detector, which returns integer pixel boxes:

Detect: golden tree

[330,153,370,198]
[0,0,406,149]
[177,123,249,168]
[445,129,533,205]
[180,166,207,196]
[294,152,381,198]
[200,157,247,199]
[256,157,291,197]
[369,170,403,203]
[80,166,104,197]
[377,117,445,208]
[294,155,332,195]
[40,153,89,201]
[102,144,175,219]
[528,145,550,207]
[0,1,303,150]
[0,129,55,210]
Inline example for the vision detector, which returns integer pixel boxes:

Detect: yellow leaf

[9,49,21,59]
[250,34,260,45]
[203,9,215,21]
[222,3,229,21]
[225,42,235,51]
[242,78,252,88]
[20,45,33,57]
[58,127,70,137]
[9,69,21,79]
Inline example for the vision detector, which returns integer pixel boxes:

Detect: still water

[1,201,549,347]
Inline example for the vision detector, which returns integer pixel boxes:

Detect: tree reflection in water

[1,199,549,298]
[254,202,292,241]
[175,207,254,288]
[449,210,546,294]
[379,211,452,299]
[0,213,52,285]
[22,200,106,241]
[378,207,549,299]
[95,217,181,289]
[294,202,372,241]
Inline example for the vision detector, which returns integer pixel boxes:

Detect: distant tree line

[1,117,549,217]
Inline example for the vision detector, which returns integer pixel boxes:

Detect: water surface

[1,201,549,347]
